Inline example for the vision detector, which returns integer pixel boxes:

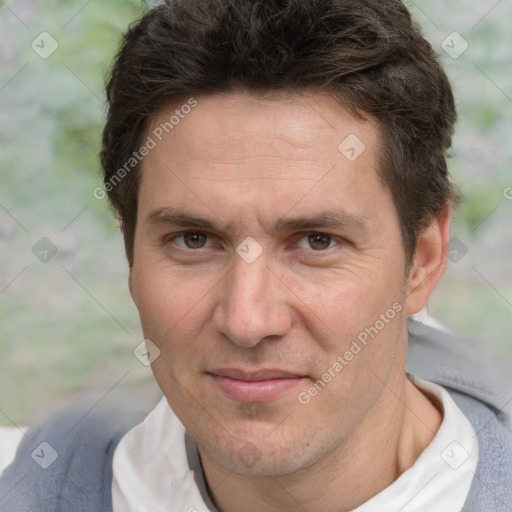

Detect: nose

[212,252,292,347]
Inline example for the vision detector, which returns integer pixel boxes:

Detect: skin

[129,90,450,511]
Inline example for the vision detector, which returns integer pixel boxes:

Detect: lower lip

[210,374,304,403]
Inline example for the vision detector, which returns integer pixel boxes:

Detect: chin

[199,427,333,477]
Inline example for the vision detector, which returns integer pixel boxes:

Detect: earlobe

[405,206,451,315]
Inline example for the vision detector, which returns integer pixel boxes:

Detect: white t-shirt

[110,375,478,512]
[0,426,26,478]
[0,376,478,511]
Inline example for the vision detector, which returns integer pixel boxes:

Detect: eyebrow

[146,207,367,234]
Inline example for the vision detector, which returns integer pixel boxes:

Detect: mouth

[207,368,307,403]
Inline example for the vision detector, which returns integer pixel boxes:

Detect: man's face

[130,91,411,476]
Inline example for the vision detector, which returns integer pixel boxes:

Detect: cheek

[131,268,212,395]
[132,265,208,331]
[288,264,401,346]
[300,292,406,431]
[130,265,221,377]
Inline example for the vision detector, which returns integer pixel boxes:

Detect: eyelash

[164,231,344,253]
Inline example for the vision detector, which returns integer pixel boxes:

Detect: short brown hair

[101,0,458,268]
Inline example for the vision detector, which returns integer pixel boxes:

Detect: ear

[405,205,452,315]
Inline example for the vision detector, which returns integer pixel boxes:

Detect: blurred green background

[0,0,511,426]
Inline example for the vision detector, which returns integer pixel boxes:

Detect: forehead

[138,90,392,231]
[146,90,377,166]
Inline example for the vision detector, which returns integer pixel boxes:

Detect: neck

[199,373,442,512]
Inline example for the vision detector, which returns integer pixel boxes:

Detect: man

[1,0,511,510]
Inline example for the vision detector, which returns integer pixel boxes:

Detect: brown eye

[307,233,332,250]
[183,231,208,249]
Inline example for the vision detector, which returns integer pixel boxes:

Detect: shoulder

[407,319,512,511]
[407,317,512,423]
[0,391,151,512]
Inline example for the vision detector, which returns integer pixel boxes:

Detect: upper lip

[209,368,304,381]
